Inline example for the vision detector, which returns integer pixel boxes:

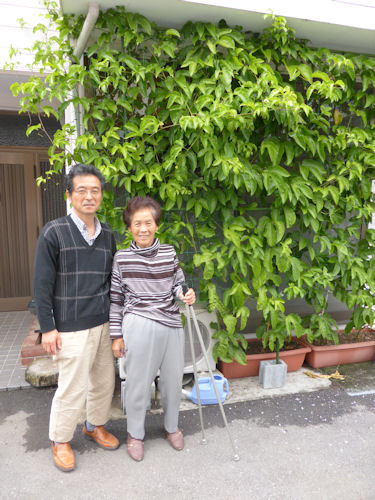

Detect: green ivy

[7,2,375,364]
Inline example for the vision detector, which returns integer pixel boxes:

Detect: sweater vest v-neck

[33,215,116,332]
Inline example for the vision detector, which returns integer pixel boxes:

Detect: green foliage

[9,3,375,363]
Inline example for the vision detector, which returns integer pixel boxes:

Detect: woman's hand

[112,338,125,358]
[180,287,196,306]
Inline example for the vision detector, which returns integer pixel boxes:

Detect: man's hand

[112,338,125,358]
[179,288,196,306]
[42,329,61,355]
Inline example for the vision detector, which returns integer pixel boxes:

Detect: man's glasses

[73,188,101,197]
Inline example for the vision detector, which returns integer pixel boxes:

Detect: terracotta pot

[218,338,311,379]
[300,337,375,368]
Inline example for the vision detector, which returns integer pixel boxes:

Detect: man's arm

[33,227,60,354]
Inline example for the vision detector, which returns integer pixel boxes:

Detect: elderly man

[33,163,119,472]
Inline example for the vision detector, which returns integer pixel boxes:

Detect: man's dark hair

[65,163,105,194]
[123,196,162,227]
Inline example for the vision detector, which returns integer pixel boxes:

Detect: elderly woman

[110,196,195,461]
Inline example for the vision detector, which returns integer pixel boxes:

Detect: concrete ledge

[179,368,331,412]
[110,368,332,420]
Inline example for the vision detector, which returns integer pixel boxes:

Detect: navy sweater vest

[33,215,116,333]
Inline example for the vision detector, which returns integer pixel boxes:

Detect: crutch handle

[182,282,190,297]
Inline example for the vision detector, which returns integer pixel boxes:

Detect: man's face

[66,174,103,219]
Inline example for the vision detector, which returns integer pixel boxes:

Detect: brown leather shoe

[83,424,120,450]
[126,434,144,462]
[166,428,184,451]
[51,442,75,472]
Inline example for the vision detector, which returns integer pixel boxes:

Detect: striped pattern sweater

[109,238,185,338]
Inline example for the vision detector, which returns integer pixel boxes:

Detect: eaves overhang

[60,0,375,55]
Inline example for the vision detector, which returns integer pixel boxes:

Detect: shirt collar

[70,209,101,239]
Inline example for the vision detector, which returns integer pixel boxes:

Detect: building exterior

[0,0,64,311]
[1,0,374,312]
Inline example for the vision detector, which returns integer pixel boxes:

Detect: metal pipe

[185,303,207,445]
[189,305,240,461]
[182,284,239,461]
[73,2,100,59]
[71,2,99,138]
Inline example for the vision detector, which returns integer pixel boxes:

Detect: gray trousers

[122,314,184,440]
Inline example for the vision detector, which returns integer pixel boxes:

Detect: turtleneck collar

[130,238,160,257]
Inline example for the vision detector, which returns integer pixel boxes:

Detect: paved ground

[0,311,32,390]
[1,362,375,500]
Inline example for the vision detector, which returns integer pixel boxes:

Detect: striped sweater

[109,238,185,338]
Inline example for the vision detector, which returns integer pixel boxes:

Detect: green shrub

[8,3,375,364]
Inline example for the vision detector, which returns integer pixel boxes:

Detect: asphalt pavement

[1,363,375,500]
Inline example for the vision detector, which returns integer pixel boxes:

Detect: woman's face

[129,208,158,248]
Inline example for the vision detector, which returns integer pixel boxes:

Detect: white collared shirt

[70,209,102,246]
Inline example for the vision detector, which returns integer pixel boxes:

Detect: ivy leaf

[299,64,313,83]
[223,314,237,335]
[265,220,277,246]
[207,40,216,54]
[261,138,281,165]
[301,159,325,183]
[26,124,41,136]
[284,141,294,165]
[285,64,299,81]
[218,36,235,49]
[203,261,214,279]
[165,28,180,37]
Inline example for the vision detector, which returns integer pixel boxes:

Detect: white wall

[0,0,48,111]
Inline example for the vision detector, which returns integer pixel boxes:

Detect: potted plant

[218,311,311,379]
[258,337,288,388]
[300,312,375,368]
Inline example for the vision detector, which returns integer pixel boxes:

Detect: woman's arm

[109,256,125,339]
[171,250,186,299]
[171,248,196,305]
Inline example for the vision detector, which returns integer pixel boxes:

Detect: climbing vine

[8,2,375,364]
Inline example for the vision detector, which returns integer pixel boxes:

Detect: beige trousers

[49,322,115,443]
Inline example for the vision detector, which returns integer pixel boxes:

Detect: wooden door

[0,151,40,311]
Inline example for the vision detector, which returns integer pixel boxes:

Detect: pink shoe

[126,434,144,461]
[166,428,184,451]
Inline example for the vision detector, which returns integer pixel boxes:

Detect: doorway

[0,150,42,311]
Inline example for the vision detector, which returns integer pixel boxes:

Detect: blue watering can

[187,374,229,405]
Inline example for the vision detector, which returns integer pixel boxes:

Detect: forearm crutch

[183,284,240,461]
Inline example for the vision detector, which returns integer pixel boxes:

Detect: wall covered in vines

[10,2,375,363]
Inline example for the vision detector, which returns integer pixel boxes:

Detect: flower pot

[300,336,375,368]
[218,338,311,379]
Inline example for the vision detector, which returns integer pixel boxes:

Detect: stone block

[259,359,287,389]
[25,357,58,388]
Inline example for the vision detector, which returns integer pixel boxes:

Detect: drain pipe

[71,2,99,139]
[73,2,100,60]
[65,1,99,214]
